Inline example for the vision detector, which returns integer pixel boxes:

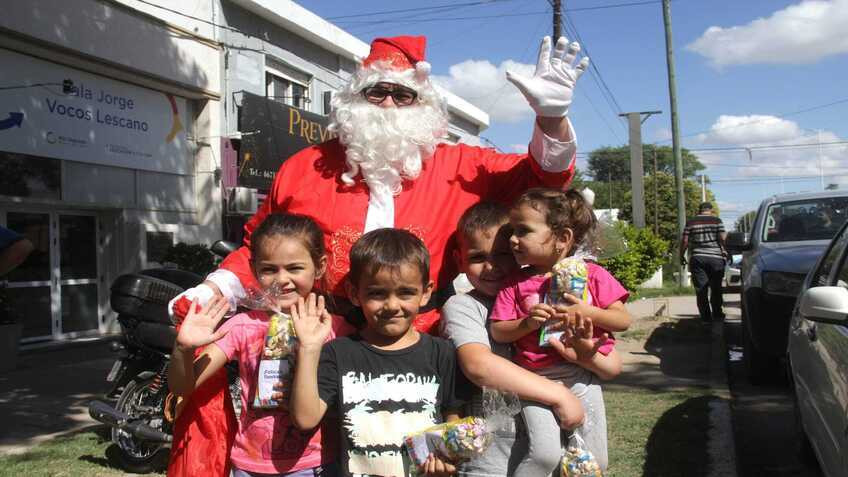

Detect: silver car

[731,190,848,382]
[788,219,848,477]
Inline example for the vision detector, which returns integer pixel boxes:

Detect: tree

[618,172,717,245]
[587,144,706,182]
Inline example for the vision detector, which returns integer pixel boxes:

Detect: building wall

[0,0,223,339]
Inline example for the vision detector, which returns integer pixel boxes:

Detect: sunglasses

[361,85,418,106]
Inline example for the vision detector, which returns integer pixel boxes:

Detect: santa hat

[362,35,431,80]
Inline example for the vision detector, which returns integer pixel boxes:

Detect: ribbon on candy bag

[539,257,589,347]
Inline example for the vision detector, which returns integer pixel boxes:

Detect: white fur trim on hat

[415,61,431,80]
[580,187,595,206]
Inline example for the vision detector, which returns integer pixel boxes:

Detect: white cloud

[652,127,672,142]
[695,114,848,183]
[696,115,801,145]
[717,200,742,212]
[432,59,534,123]
[686,0,848,67]
[509,143,528,153]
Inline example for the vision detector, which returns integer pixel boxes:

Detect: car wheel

[742,310,775,385]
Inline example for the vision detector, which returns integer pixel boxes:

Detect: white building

[0,0,488,343]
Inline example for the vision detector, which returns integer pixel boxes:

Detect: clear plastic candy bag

[239,285,299,409]
[539,256,589,347]
[561,430,603,477]
[404,388,521,467]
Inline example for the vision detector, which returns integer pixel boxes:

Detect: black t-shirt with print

[317,333,464,477]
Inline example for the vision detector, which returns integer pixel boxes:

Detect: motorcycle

[88,240,238,473]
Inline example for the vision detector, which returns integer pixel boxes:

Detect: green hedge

[163,242,219,277]
[599,223,669,291]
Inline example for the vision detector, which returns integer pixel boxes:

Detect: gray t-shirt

[442,291,525,477]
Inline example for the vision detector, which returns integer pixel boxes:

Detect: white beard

[328,64,449,196]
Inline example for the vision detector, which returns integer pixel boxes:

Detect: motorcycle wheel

[110,376,170,473]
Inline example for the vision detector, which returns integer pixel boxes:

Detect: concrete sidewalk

[0,337,117,455]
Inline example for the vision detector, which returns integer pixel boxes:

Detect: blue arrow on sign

[0,112,24,130]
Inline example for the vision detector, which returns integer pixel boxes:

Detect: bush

[163,242,218,277]
[599,223,669,291]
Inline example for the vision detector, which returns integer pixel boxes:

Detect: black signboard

[238,91,334,190]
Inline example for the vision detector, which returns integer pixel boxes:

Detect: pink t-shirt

[213,309,354,474]
[490,262,629,370]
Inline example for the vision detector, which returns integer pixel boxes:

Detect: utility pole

[553,0,562,39]
[619,111,661,229]
[653,149,659,236]
[608,169,613,211]
[700,174,706,202]
[662,0,687,287]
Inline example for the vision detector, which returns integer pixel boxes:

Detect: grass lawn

[630,283,695,300]
[0,427,165,477]
[605,387,716,477]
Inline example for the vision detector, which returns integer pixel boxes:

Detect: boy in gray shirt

[441,202,584,476]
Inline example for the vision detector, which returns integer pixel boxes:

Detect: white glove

[506,36,589,118]
[167,283,216,321]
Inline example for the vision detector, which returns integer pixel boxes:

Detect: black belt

[330,283,456,329]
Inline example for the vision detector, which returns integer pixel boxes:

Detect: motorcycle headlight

[762,271,805,297]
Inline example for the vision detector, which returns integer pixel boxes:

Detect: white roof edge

[228,0,489,130]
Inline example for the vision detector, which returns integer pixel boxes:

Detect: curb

[706,320,738,477]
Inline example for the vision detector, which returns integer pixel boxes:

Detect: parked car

[728,190,848,382]
[724,253,742,290]
[787,219,848,477]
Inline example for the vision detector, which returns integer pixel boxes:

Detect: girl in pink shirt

[168,213,352,476]
[490,188,632,475]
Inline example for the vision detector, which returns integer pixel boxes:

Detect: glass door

[4,210,101,341]
[5,212,55,341]
[58,214,100,336]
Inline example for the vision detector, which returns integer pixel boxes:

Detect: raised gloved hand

[506,36,589,118]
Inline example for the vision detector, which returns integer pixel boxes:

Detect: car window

[813,224,848,287]
[762,197,848,242]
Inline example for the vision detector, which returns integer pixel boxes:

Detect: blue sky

[306,0,848,227]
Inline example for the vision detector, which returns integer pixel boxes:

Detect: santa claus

[167,34,589,476]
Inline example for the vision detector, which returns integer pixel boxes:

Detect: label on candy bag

[539,257,589,347]
[253,313,297,408]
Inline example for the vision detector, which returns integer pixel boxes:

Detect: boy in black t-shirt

[291,228,463,477]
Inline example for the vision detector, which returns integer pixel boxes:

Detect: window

[0,152,61,200]
[143,224,177,267]
[811,224,848,287]
[265,69,310,110]
[762,197,848,242]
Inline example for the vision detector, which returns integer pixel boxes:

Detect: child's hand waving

[175,296,229,350]
[290,293,332,351]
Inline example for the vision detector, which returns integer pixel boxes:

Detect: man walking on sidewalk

[680,201,728,323]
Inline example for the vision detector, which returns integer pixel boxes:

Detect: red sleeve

[465,145,575,205]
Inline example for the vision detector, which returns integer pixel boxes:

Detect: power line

[562,15,623,115]
[326,0,517,20]
[657,97,848,143]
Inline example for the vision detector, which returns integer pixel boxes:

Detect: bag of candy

[539,257,589,347]
[561,430,603,477]
[240,286,298,409]
[404,388,520,467]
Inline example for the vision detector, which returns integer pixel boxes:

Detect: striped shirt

[683,214,725,259]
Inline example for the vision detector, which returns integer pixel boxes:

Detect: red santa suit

[216,132,576,334]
